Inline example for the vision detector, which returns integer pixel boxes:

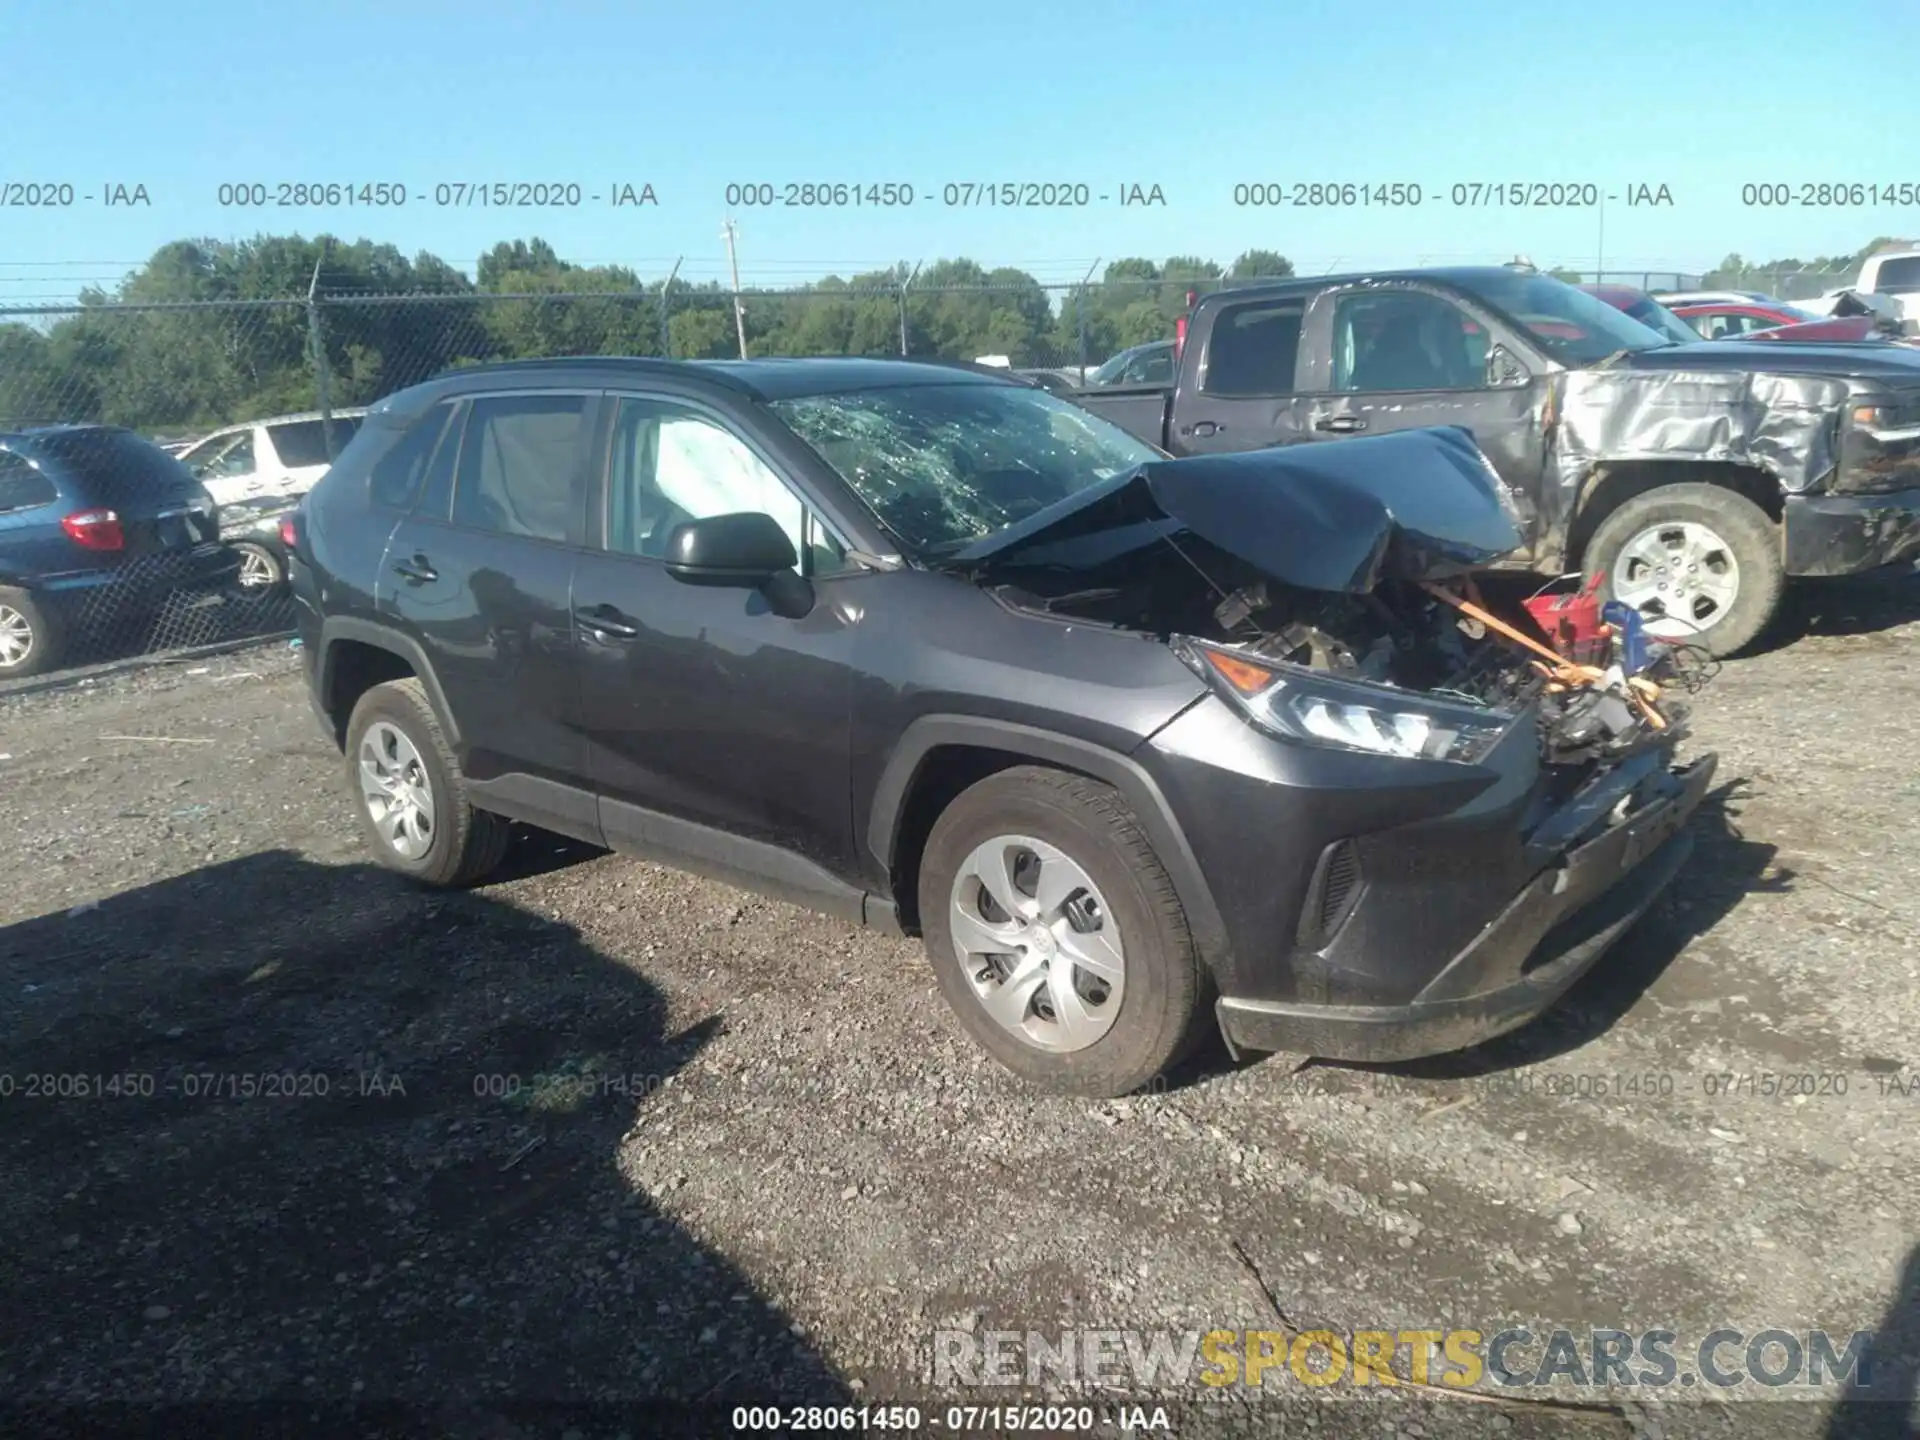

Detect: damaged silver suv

[291,358,1717,1096]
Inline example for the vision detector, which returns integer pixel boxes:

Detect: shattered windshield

[1454,272,1673,364]
[768,382,1163,553]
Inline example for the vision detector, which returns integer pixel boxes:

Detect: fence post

[1074,258,1101,380]
[305,253,338,460]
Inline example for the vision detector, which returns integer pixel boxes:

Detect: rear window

[1871,256,1920,294]
[270,416,362,468]
[368,404,456,512]
[1203,299,1306,396]
[26,429,199,501]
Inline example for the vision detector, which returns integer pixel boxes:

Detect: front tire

[1585,483,1784,657]
[344,678,510,887]
[917,765,1208,1097]
[0,587,63,679]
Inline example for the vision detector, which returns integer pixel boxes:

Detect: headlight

[1171,636,1512,765]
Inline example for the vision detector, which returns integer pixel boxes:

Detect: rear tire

[344,678,510,887]
[229,540,286,598]
[1584,483,1784,657]
[917,765,1209,1097]
[0,587,63,679]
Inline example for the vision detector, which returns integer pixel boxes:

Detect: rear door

[1166,292,1316,455]
[1295,283,1549,549]
[377,388,600,840]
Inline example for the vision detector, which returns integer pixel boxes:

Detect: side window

[0,454,57,513]
[1203,299,1305,397]
[1132,348,1174,385]
[449,393,588,544]
[188,432,255,481]
[368,403,455,512]
[216,432,256,476]
[1334,291,1484,393]
[605,397,848,575]
[269,418,351,469]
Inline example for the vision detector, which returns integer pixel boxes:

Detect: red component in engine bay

[1522,573,1610,666]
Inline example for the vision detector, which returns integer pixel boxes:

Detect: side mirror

[662,511,798,587]
[1485,344,1530,388]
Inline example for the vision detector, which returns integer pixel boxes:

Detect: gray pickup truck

[1073,265,1920,653]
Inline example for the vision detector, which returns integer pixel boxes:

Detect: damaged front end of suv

[942,425,1719,1064]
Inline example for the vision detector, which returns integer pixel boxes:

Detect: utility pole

[721,218,748,359]
[898,260,922,356]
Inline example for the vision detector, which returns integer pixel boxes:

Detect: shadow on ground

[1758,568,1920,652]
[1825,1241,1920,1439]
[0,849,846,1435]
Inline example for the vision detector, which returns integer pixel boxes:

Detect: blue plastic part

[1602,600,1649,674]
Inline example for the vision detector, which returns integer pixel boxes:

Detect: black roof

[424,355,1015,402]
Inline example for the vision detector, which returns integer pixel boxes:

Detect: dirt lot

[2,578,1917,1439]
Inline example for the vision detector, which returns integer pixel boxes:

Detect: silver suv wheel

[357,719,437,860]
[0,602,34,670]
[947,833,1126,1053]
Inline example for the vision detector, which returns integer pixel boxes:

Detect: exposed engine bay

[989,533,1717,768]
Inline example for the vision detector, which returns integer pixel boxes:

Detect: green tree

[1228,249,1293,281]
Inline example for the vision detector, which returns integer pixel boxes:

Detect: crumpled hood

[944,425,1524,593]
[1617,340,1920,380]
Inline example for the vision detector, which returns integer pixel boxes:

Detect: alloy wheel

[1612,520,1740,640]
[236,546,279,591]
[0,604,34,670]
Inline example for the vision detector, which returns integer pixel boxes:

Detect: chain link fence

[0,257,1877,688]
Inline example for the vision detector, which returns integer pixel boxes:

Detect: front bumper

[1138,693,1717,1065]
[1217,754,1715,1062]
[1784,486,1920,577]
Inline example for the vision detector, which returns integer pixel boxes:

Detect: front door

[1298,284,1549,553]
[186,429,261,510]
[570,391,861,880]
[377,389,597,838]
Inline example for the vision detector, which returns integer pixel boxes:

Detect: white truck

[1850,249,1920,334]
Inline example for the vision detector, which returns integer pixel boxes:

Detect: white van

[176,410,367,591]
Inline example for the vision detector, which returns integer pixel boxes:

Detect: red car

[1666,300,1893,345]
[1576,284,1703,344]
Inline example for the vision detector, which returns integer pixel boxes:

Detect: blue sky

[2,0,1916,301]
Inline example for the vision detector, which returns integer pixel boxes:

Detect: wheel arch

[1568,459,1783,571]
[316,618,456,752]
[866,716,1232,978]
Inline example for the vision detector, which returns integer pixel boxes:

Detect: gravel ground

[1,577,1917,1440]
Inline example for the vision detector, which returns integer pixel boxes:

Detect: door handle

[576,604,640,640]
[1315,415,1367,433]
[1182,421,1220,438]
[391,553,438,583]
